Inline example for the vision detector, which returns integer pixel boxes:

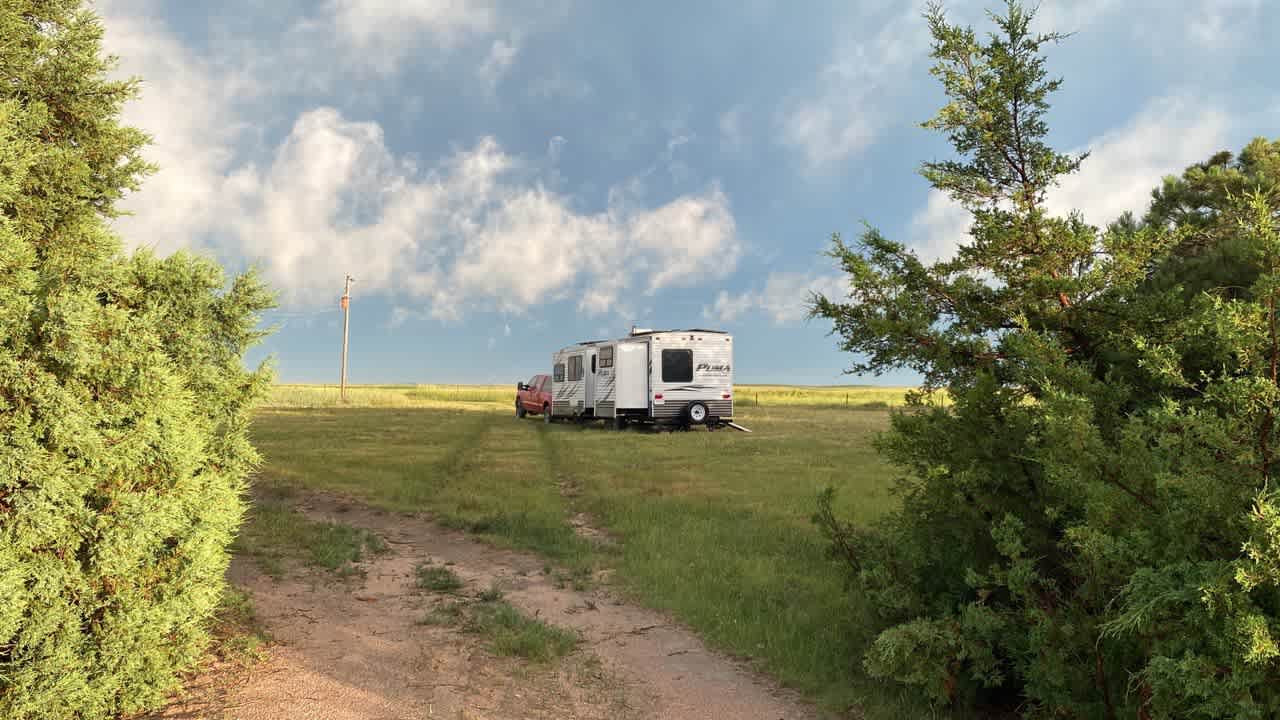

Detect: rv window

[554,364,565,382]
[568,355,583,381]
[599,346,614,368]
[661,349,693,383]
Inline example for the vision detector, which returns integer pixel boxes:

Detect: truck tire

[516,400,527,419]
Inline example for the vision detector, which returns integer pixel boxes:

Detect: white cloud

[98,2,259,259]
[705,272,847,326]
[479,37,520,92]
[779,8,925,171]
[1032,0,1120,33]
[273,0,568,92]
[114,100,738,318]
[629,187,738,292]
[249,111,738,317]
[99,3,740,320]
[322,0,496,65]
[1184,0,1262,51]
[904,96,1230,263]
[657,133,695,185]
[706,289,756,324]
[907,191,973,264]
[1047,98,1229,220]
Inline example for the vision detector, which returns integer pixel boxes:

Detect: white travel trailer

[549,340,604,421]
[549,328,734,429]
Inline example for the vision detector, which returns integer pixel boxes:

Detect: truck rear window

[661,349,693,383]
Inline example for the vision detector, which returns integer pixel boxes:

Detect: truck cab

[515,374,552,418]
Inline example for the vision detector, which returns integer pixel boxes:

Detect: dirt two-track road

[152,494,819,720]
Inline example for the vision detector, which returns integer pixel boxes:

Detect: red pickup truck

[515,374,552,420]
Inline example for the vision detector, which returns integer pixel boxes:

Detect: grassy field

[248,385,938,717]
[264,383,925,410]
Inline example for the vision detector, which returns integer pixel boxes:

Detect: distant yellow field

[264,384,511,409]
[262,383,931,410]
[736,385,921,408]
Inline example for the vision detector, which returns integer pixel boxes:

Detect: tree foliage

[813,2,1280,717]
[0,2,274,717]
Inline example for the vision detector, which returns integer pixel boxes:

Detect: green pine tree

[813,2,1280,717]
[0,3,274,718]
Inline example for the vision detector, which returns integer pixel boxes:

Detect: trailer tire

[613,415,627,431]
[516,400,527,419]
[686,402,709,425]
[543,404,552,423]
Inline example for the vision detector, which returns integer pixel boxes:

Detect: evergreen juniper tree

[0,2,274,717]
[812,2,1280,717]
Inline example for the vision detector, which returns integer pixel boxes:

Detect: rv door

[584,349,597,411]
[614,342,649,410]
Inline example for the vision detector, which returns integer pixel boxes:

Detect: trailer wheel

[686,402,709,425]
[613,415,627,431]
[543,404,552,423]
[516,400,526,419]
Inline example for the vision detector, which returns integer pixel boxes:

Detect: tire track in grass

[427,417,593,566]
[435,411,496,477]
[388,410,493,507]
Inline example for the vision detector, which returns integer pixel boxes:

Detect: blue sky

[98,0,1279,385]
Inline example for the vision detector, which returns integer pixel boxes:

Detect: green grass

[234,498,388,579]
[263,382,934,411]
[209,586,270,666]
[249,384,942,717]
[417,596,579,663]
[463,600,579,663]
[252,406,597,570]
[415,562,464,592]
[418,600,468,626]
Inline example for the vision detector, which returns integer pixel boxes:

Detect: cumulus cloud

[778,8,926,171]
[705,272,847,326]
[98,1,260,258]
[322,0,496,64]
[904,96,1231,263]
[131,104,738,316]
[98,2,740,320]
[1048,98,1229,219]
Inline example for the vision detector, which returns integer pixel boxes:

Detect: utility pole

[340,275,353,403]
